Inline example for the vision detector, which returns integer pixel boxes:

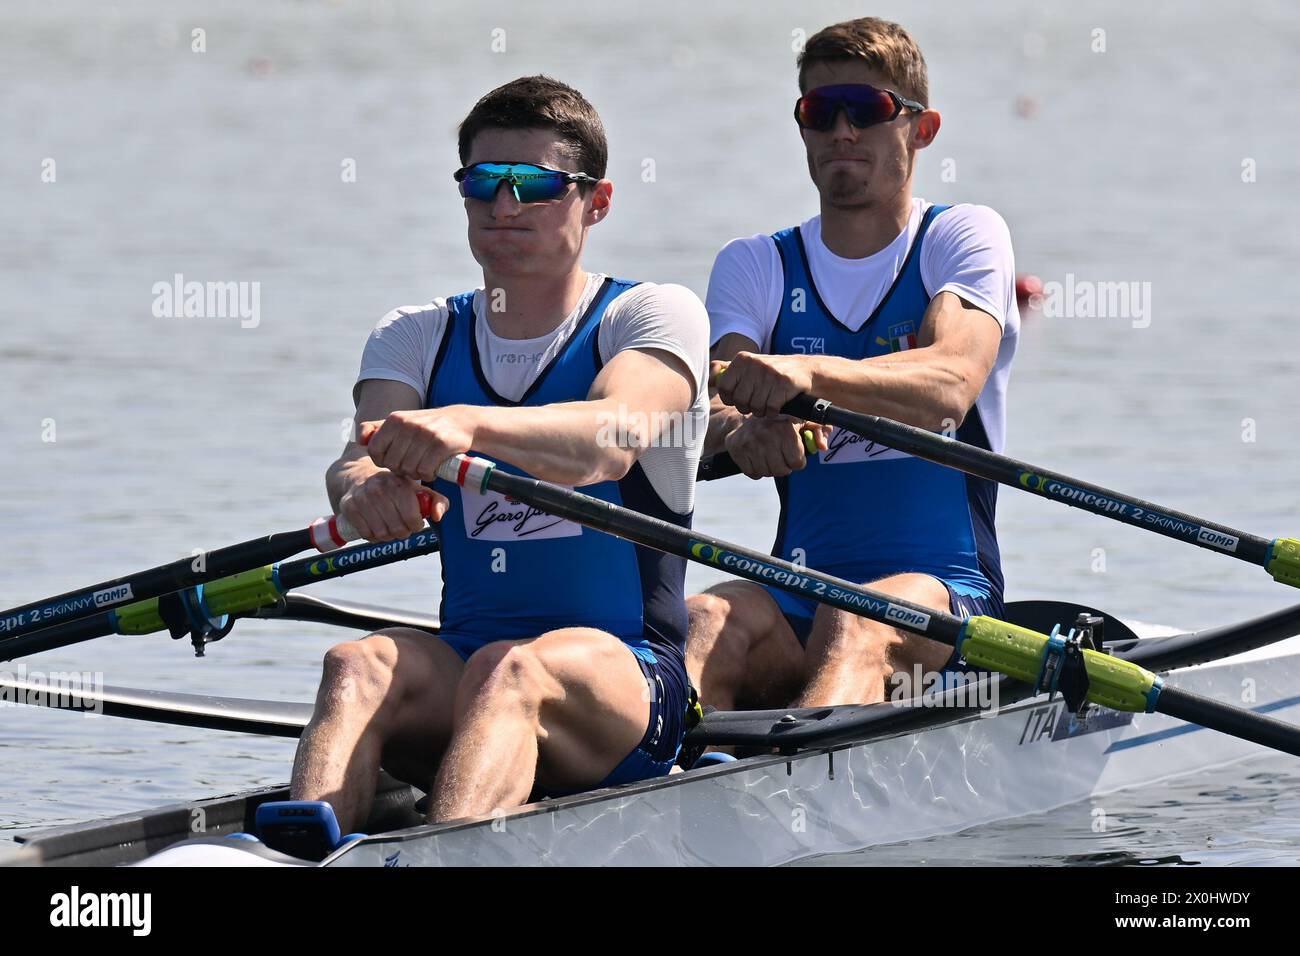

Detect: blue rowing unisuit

[425,277,691,662]
[765,204,1004,622]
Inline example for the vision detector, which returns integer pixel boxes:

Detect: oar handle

[697,453,743,482]
[436,455,497,492]
[710,362,819,457]
[309,492,435,552]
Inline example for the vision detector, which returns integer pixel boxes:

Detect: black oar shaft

[251,593,441,634]
[0,675,311,738]
[780,394,1275,566]
[695,453,743,483]
[0,613,114,661]
[0,529,442,661]
[0,495,435,642]
[1155,684,1300,757]
[451,459,967,647]
[274,528,440,591]
[0,530,310,641]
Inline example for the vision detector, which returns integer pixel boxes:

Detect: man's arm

[703,332,759,457]
[327,379,434,541]
[706,332,830,478]
[469,345,696,484]
[716,292,1002,430]
[363,348,695,488]
[364,283,705,488]
[701,234,782,457]
[813,291,1000,428]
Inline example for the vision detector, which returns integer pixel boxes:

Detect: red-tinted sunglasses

[794,83,925,132]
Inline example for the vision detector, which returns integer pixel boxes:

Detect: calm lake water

[1,0,1297,863]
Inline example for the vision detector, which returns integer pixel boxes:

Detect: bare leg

[795,573,953,707]
[291,627,464,833]
[686,581,803,711]
[428,629,654,823]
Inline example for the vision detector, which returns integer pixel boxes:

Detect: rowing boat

[7,599,1300,867]
[4,388,1299,868]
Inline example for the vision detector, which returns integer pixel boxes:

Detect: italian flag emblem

[878,323,918,352]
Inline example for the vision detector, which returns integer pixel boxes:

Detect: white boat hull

[12,619,1298,869]
[324,636,1300,867]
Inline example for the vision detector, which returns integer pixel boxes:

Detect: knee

[815,610,894,670]
[318,637,398,710]
[460,643,548,714]
[688,584,763,649]
[687,591,731,635]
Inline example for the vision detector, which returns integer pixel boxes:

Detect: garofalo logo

[49,886,151,936]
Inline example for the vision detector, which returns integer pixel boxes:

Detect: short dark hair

[797,17,929,107]
[457,75,608,179]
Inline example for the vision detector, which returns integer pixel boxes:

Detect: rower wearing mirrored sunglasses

[289,76,710,841]
[453,161,600,203]
[687,17,1021,713]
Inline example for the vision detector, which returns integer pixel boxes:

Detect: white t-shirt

[356,273,710,513]
[705,199,1019,452]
